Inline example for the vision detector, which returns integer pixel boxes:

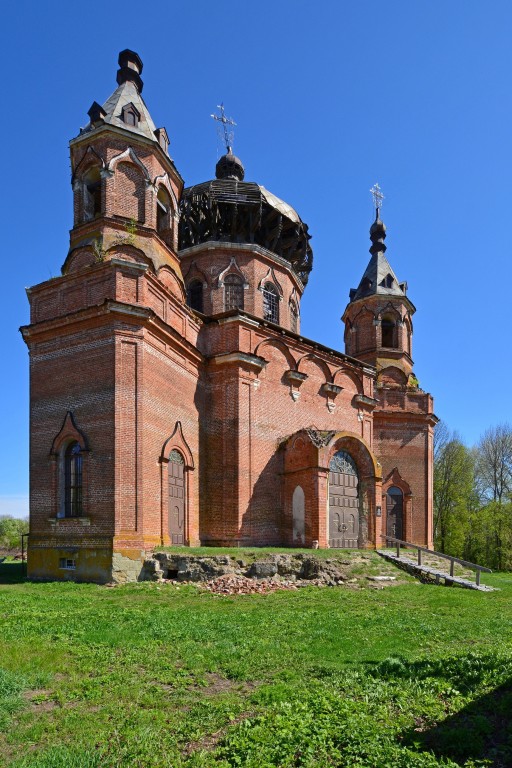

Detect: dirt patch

[23,690,58,713]
[183,711,256,756]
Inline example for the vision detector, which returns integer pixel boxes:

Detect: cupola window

[381,316,397,348]
[121,103,140,128]
[262,283,279,324]
[186,280,203,313]
[381,273,394,289]
[224,274,244,311]
[64,442,83,518]
[83,166,101,221]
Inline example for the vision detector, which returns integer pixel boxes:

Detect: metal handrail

[380,535,492,586]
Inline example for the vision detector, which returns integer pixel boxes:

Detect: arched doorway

[386,486,404,540]
[168,450,185,544]
[329,451,359,547]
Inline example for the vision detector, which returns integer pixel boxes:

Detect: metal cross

[211,103,237,153]
[370,183,384,218]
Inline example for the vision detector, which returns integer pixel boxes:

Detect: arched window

[262,283,279,324]
[156,186,172,234]
[289,300,298,333]
[186,280,203,313]
[381,316,397,348]
[224,274,244,311]
[83,166,101,221]
[64,442,83,517]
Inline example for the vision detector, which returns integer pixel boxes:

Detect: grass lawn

[0,555,511,767]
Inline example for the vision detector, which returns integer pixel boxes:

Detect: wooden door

[329,451,359,548]
[386,486,403,540]
[168,450,185,544]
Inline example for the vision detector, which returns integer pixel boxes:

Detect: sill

[48,516,91,526]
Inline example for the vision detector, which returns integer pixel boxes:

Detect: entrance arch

[329,450,359,547]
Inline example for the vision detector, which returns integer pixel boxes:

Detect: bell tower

[342,190,416,389]
[66,49,183,280]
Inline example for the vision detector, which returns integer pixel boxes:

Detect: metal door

[329,451,359,547]
[168,450,185,544]
[386,486,403,540]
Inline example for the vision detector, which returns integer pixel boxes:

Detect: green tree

[0,516,29,551]
[434,428,475,555]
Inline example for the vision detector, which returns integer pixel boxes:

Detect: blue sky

[1,0,510,517]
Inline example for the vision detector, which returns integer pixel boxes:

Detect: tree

[472,424,512,569]
[475,423,512,503]
[434,429,475,555]
[0,516,29,551]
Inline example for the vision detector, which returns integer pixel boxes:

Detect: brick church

[21,51,437,582]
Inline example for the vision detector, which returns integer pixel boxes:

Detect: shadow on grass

[366,654,512,767]
[405,679,512,767]
[0,560,25,584]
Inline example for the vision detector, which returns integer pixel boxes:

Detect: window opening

[290,300,298,333]
[169,449,184,464]
[64,442,83,517]
[122,104,140,128]
[59,558,76,570]
[186,280,203,313]
[83,166,101,221]
[224,274,244,311]
[156,186,171,234]
[329,450,358,476]
[381,317,396,348]
[262,283,279,324]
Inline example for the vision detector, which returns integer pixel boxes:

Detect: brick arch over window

[159,422,195,546]
[49,412,90,520]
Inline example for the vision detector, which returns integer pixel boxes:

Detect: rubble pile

[142,552,369,591]
[200,573,300,595]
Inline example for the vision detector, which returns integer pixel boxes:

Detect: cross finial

[370,183,384,219]
[211,103,237,153]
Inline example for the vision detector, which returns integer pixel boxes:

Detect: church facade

[21,51,437,583]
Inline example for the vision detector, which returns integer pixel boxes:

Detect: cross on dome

[370,183,385,219]
[211,103,237,153]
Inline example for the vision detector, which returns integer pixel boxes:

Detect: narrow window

[381,316,397,348]
[156,186,171,234]
[64,442,83,517]
[289,300,298,333]
[262,283,279,324]
[224,274,244,311]
[83,166,101,221]
[186,280,204,313]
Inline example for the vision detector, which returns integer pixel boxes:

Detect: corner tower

[342,213,415,389]
[342,195,436,548]
[66,49,183,280]
[21,52,203,583]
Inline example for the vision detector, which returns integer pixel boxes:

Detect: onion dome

[179,155,313,284]
[215,151,245,181]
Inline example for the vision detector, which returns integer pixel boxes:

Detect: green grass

[0,561,511,766]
